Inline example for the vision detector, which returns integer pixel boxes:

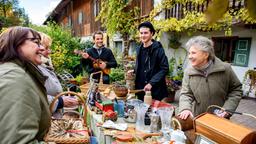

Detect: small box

[194,113,256,144]
[95,100,113,112]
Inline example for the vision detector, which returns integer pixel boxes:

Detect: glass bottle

[144,91,152,105]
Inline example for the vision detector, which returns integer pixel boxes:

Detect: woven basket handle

[90,71,103,84]
[49,91,87,126]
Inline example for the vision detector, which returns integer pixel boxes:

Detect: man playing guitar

[80,31,117,84]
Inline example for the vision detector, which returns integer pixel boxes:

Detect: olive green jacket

[179,58,242,116]
[0,61,51,143]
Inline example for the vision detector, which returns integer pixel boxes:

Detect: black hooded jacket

[135,40,169,100]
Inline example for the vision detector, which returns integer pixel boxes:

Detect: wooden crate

[194,113,256,144]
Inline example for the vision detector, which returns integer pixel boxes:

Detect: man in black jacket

[129,21,169,101]
[81,31,117,84]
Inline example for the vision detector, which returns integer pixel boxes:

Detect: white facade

[161,26,256,82]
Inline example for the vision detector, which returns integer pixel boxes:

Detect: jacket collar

[13,59,47,86]
[187,57,226,76]
[136,39,162,56]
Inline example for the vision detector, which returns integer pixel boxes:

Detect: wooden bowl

[113,86,128,97]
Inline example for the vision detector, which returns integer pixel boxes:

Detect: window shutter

[233,38,251,67]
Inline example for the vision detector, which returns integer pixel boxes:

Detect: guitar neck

[75,50,96,61]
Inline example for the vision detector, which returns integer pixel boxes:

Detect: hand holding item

[178,110,194,120]
[81,52,89,59]
[144,83,152,91]
[213,109,230,118]
[127,70,134,77]
[63,97,79,107]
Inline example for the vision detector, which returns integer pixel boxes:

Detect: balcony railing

[165,0,245,20]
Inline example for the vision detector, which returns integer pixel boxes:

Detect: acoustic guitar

[74,49,111,75]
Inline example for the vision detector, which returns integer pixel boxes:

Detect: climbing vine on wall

[96,0,140,57]
[148,0,256,37]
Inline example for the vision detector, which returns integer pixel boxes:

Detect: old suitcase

[194,113,256,144]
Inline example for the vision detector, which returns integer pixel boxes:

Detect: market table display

[81,72,256,144]
[87,105,164,143]
[81,76,192,143]
[85,89,182,143]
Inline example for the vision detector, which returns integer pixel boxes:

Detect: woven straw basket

[44,91,90,144]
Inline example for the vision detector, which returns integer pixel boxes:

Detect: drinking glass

[135,103,149,132]
[157,107,174,132]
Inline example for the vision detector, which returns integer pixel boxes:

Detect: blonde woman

[38,32,78,113]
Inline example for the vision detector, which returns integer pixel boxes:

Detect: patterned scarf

[195,60,213,76]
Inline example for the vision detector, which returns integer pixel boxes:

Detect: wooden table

[87,107,164,143]
[85,90,196,143]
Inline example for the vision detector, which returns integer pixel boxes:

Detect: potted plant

[109,67,125,83]
[243,69,256,97]
[165,57,184,103]
[70,74,89,86]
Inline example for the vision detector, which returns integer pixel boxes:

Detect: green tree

[96,0,140,57]
[0,0,29,30]
[32,22,85,74]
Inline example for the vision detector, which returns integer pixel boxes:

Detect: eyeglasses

[26,38,41,47]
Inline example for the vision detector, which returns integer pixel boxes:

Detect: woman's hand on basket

[63,97,79,107]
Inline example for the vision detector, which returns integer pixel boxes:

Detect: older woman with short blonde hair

[38,32,78,114]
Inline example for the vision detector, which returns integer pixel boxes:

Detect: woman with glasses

[0,26,50,143]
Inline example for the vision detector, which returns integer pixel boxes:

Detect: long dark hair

[0,26,41,63]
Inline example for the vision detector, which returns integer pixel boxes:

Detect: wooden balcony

[165,0,245,20]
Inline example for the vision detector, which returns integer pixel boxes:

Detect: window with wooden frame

[78,11,83,25]
[68,15,72,27]
[129,40,139,55]
[94,0,100,17]
[114,41,123,52]
[233,38,251,67]
[212,37,251,67]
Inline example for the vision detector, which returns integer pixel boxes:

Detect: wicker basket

[44,91,90,144]
[80,71,111,94]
